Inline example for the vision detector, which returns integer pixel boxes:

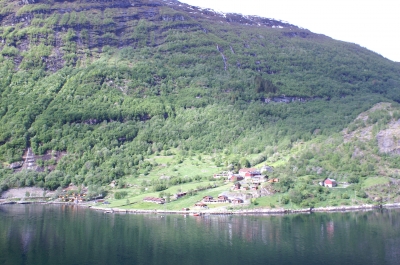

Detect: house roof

[324,178,337,184]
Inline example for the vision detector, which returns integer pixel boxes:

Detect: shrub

[153,183,167,192]
[289,189,302,204]
[114,191,128,199]
[356,190,368,198]
[1,46,19,56]
[348,175,359,183]
[281,196,289,204]
[341,193,350,199]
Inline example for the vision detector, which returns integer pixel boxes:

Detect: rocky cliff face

[0,0,301,72]
[2,0,297,29]
[343,102,400,156]
[377,120,400,155]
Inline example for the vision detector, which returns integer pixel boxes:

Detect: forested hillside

[0,0,400,205]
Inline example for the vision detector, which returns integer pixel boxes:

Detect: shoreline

[2,200,400,215]
[88,203,400,215]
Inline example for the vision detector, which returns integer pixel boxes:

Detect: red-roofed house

[244,171,261,178]
[229,174,244,182]
[239,168,257,177]
[324,178,337,188]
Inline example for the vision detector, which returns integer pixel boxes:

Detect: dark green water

[1,205,400,265]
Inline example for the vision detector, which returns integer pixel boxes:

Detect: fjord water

[1,205,399,265]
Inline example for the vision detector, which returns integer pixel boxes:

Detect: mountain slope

[0,0,399,197]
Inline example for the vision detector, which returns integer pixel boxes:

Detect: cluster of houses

[213,166,279,192]
[214,168,254,181]
[58,184,88,203]
[142,166,276,206]
[194,194,244,208]
[58,192,86,203]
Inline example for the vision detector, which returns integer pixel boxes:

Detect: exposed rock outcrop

[377,119,400,155]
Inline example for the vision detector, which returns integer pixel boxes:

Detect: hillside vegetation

[0,0,400,208]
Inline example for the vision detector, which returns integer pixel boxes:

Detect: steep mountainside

[0,0,399,199]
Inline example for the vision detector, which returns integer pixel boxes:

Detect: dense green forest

[0,0,400,206]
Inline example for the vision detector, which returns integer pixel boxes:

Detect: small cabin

[323,178,337,188]
[175,192,187,199]
[217,195,229,203]
[203,196,214,202]
[229,174,244,182]
[231,198,243,204]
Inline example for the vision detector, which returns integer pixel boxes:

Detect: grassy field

[363,177,390,188]
[92,146,378,211]
[98,181,233,210]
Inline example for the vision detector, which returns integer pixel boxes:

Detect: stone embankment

[89,203,400,215]
[2,200,400,215]
[311,204,379,212]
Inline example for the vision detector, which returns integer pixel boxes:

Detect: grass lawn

[124,153,224,186]
[98,182,232,210]
[363,177,390,189]
[248,194,283,209]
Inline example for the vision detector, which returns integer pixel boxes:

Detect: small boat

[192,213,202,216]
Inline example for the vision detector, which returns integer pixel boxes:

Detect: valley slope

[0,0,400,208]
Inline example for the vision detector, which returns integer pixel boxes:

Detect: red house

[324,178,337,188]
[229,175,244,182]
[244,171,261,177]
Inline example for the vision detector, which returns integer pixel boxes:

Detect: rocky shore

[71,203,400,215]
[2,199,400,215]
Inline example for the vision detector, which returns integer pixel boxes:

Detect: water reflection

[0,205,400,265]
